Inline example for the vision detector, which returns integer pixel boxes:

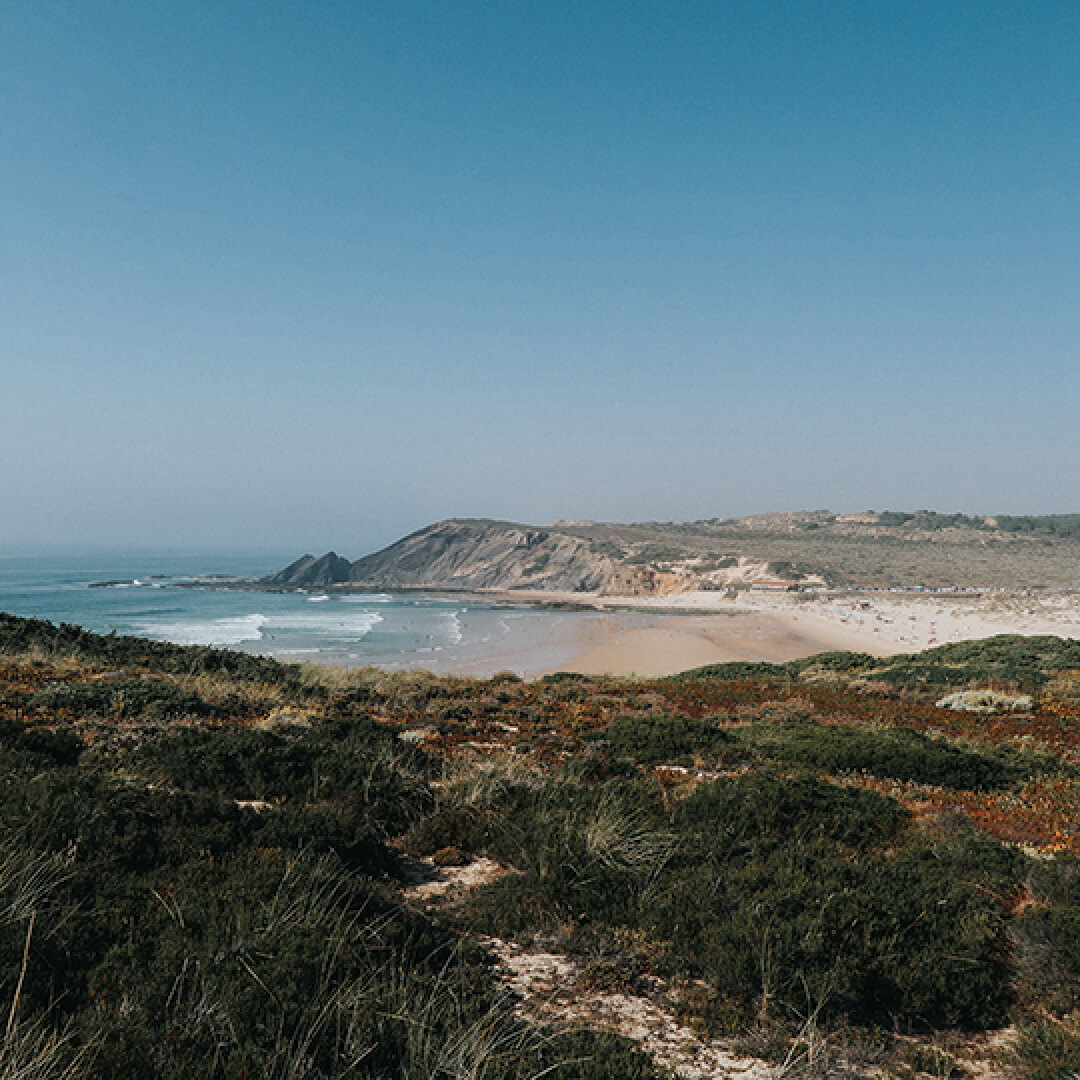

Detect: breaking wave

[140,613,270,647]
[264,612,383,639]
[137,611,384,648]
[444,612,464,645]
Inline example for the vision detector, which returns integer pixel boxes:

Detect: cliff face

[261,519,784,594]
[261,521,617,592]
[347,520,614,591]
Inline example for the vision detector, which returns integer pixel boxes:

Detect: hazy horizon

[2,505,1076,568]
[4,2,1079,553]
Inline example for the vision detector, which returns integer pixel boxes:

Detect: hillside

[266,519,620,592]
[3,614,1080,1076]
[265,510,1080,593]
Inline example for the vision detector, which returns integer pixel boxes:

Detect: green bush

[0,716,83,769]
[669,660,781,681]
[465,773,1013,1030]
[676,634,1080,691]
[405,804,485,856]
[741,721,1047,790]
[28,678,211,720]
[603,714,739,764]
[0,709,661,1078]
[132,716,433,836]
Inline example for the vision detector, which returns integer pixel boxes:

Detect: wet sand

[393,605,894,680]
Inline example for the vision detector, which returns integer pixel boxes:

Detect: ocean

[0,551,598,676]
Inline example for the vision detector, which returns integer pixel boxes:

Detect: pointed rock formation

[263,551,353,587]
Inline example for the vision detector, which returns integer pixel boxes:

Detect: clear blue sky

[3,1,1079,555]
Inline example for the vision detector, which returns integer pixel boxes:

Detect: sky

[2,1,1079,556]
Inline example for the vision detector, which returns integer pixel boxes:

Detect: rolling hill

[264,510,1080,593]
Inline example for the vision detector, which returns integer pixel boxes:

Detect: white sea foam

[138,610,384,648]
[443,612,464,645]
[141,613,270,647]
[308,595,329,602]
[263,612,384,639]
[340,593,394,604]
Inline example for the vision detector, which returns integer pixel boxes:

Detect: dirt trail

[400,854,778,1078]
[484,936,777,1079]
[399,854,1014,1080]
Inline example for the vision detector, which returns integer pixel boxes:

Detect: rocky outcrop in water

[264,551,353,587]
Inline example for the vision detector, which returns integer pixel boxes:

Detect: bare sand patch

[399,855,511,903]
[487,937,779,1080]
[400,857,781,1077]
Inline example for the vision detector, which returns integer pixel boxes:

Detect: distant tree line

[995,514,1080,539]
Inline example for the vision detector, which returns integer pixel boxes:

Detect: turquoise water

[0,551,593,674]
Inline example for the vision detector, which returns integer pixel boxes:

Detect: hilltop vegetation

[4,617,1080,1075]
[266,510,1080,593]
[997,513,1080,539]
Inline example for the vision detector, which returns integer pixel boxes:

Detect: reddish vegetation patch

[364,674,1080,858]
[6,654,1080,858]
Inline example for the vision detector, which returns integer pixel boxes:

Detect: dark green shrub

[0,716,83,769]
[28,678,212,720]
[741,722,1046,790]
[405,805,484,856]
[131,716,432,835]
[790,650,878,673]
[875,662,995,689]
[466,772,1013,1030]
[604,714,738,764]
[659,779,1011,1028]
[670,661,781,681]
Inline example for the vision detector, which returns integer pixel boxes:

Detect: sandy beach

[427,586,1080,679]
[551,610,882,678]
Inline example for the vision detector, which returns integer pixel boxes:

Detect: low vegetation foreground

[2,613,1080,1077]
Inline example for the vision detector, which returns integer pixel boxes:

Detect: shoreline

[361,586,1080,679]
[171,581,1080,680]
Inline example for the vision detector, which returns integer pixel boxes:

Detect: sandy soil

[486,937,780,1079]
[729,589,1080,655]
[400,858,781,1078]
